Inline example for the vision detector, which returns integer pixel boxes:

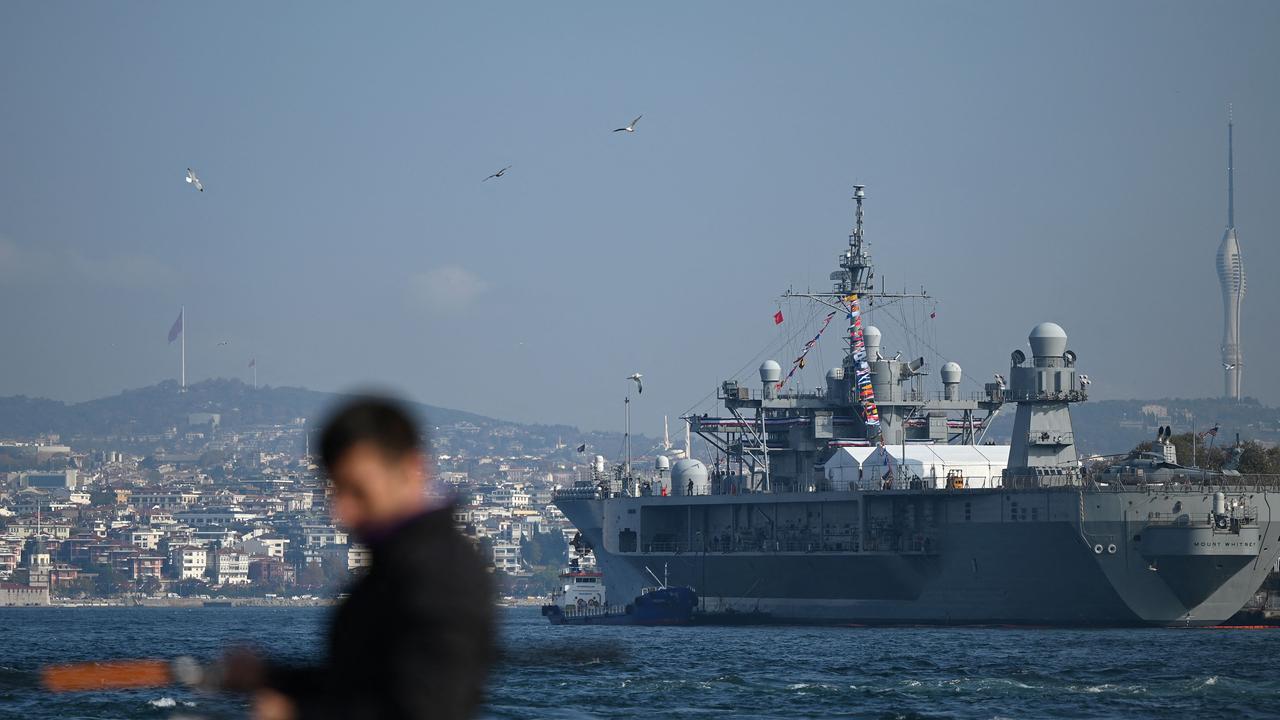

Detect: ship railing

[559,603,627,618]
[1087,474,1280,493]
[647,535,867,554]
[1000,475,1085,490]
[926,390,1002,403]
[1001,389,1088,402]
[553,487,605,501]
[1143,510,1258,527]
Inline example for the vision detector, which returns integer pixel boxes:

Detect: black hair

[318,395,424,471]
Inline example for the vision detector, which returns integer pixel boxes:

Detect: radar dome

[860,325,880,358]
[759,360,782,384]
[655,455,670,471]
[940,362,962,385]
[1028,322,1068,358]
[671,458,709,495]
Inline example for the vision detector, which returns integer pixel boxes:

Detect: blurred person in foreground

[224,396,496,720]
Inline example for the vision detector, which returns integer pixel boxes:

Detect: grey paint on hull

[555,487,1280,627]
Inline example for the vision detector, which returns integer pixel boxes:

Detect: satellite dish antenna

[1063,350,1077,366]
[1011,349,1026,366]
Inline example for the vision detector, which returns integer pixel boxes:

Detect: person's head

[319,396,429,537]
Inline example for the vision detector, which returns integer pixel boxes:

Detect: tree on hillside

[1130,434,1280,474]
[170,578,210,597]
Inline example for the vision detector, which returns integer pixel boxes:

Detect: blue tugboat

[540,560,697,626]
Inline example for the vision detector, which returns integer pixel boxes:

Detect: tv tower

[1217,106,1246,400]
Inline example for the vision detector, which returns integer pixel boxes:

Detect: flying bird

[185,168,203,192]
[216,340,232,347]
[626,373,643,394]
[613,115,643,133]
[1223,362,1237,370]
[483,165,512,182]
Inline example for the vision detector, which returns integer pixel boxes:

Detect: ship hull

[555,485,1280,627]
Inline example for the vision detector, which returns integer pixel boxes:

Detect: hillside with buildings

[0,380,656,605]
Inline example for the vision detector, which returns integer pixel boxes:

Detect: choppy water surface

[0,606,1276,718]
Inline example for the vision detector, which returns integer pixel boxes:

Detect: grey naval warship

[554,186,1280,626]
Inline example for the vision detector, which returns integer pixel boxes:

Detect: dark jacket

[267,507,496,719]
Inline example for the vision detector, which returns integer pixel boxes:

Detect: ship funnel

[863,326,882,360]
[941,361,962,400]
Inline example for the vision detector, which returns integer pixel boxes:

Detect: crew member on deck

[223,396,495,720]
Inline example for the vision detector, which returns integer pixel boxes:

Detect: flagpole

[180,305,186,391]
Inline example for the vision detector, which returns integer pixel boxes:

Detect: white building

[209,550,251,585]
[242,536,289,559]
[300,525,348,548]
[169,546,208,580]
[129,529,164,551]
[491,542,521,573]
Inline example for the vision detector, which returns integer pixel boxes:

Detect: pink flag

[167,310,183,343]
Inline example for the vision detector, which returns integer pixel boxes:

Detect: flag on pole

[1199,424,1219,439]
[576,443,587,453]
[248,358,256,368]
[773,310,784,325]
[167,309,184,343]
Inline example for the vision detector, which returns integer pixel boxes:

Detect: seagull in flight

[1223,362,1237,370]
[613,115,643,133]
[185,168,203,192]
[483,165,511,182]
[626,373,643,394]
[217,340,232,347]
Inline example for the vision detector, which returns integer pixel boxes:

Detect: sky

[0,1,1277,435]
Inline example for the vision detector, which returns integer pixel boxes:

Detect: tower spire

[1227,103,1234,228]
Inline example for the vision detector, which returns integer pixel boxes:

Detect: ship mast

[784,185,928,311]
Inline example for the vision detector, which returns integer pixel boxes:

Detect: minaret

[1217,107,1246,400]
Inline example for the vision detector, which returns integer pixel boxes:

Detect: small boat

[540,560,697,626]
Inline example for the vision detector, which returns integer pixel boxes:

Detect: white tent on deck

[823,445,881,490]
[826,444,1011,490]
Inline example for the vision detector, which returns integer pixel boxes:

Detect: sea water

[1,606,1276,719]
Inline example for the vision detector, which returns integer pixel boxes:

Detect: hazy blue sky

[1,2,1277,434]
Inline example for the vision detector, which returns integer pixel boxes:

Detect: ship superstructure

[554,187,1280,626]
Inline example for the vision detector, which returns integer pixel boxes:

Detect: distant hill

[983,396,1280,456]
[0,379,488,439]
[0,379,651,459]
[6,380,1271,461]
